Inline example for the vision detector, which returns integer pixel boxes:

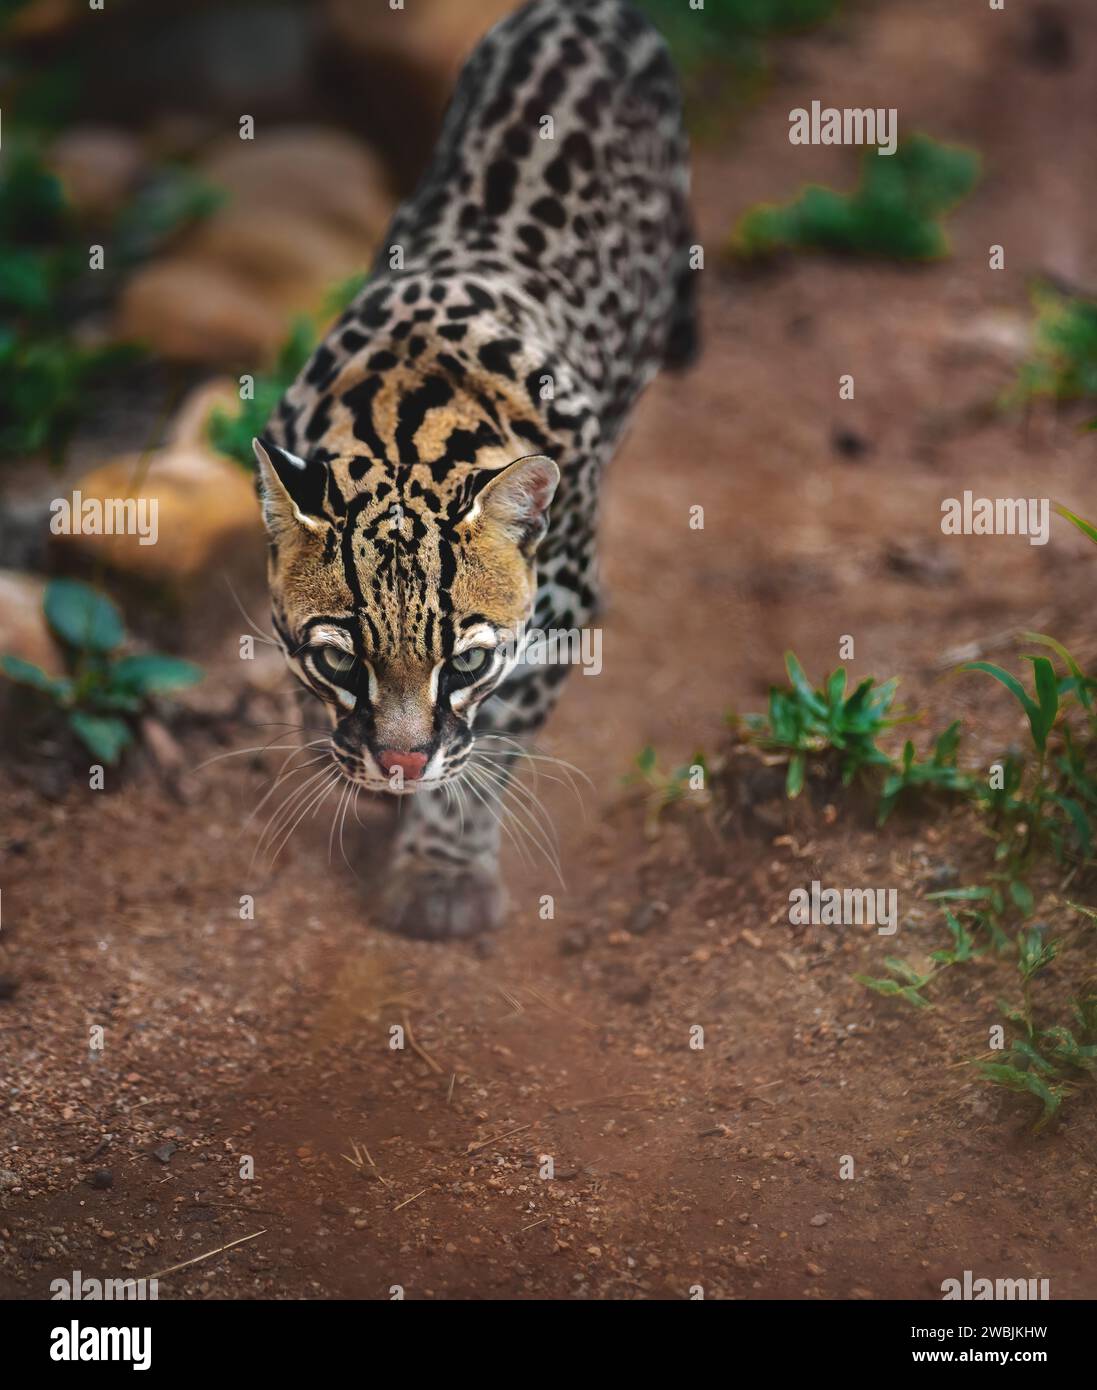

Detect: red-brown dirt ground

[1,0,1096,1299]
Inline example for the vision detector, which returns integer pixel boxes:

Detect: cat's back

[381,0,691,309]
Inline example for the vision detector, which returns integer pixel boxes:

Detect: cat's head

[253,437,558,793]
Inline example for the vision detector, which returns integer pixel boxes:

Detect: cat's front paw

[384,863,506,941]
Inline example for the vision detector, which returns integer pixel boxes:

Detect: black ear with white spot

[252,437,327,535]
[472,454,560,557]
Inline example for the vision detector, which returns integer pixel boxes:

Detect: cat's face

[254,438,558,793]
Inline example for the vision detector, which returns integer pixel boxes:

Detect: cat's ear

[471,453,560,556]
[252,437,327,535]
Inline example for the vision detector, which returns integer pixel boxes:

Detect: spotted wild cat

[253,0,698,938]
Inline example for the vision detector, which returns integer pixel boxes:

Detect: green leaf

[1047,793,1092,858]
[926,886,990,901]
[934,720,962,763]
[825,667,847,711]
[962,661,1049,752]
[0,653,73,701]
[979,1062,1031,1089]
[943,910,974,962]
[68,710,132,764]
[786,751,805,798]
[1056,504,1097,547]
[636,744,657,776]
[45,579,125,654]
[1009,879,1035,917]
[1024,631,1090,709]
[1028,655,1059,747]
[784,652,827,717]
[110,653,204,696]
[884,956,929,987]
[1023,1073,1064,1130]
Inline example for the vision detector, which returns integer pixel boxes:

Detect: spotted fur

[256,0,697,937]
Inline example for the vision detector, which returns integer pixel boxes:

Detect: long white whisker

[265,769,342,867]
[472,756,559,855]
[328,776,349,864]
[246,748,332,827]
[222,575,281,647]
[470,763,563,884]
[466,762,562,883]
[254,764,335,864]
[462,770,532,870]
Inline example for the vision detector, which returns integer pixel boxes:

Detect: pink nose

[377,749,429,781]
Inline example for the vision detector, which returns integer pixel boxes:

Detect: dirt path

[2,0,1097,1300]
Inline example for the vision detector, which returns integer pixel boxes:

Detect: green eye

[314,646,356,682]
[451,647,489,675]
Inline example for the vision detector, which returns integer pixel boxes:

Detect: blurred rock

[945,311,1033,366]
[185,207,367,312]
[5,0,81,39]
[52,432,262,582]
[166,377,242,450]
[200,129,391,247]
[117,260,288,367]
[116,127,393,368]
[0,571,64,676]
[50,127,145,219]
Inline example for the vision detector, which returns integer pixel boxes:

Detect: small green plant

[208,316,316,468]
[854,552,1097,1129]
[1012,283,1097,414]
[730,134,980,262]
[1,579,202,764]
[0,144,215,461]
[965,650,1094,870]
[877,721,973,825]
[859,901,1096,1130]
[112,167,224,266]
[975,927,1097,1132]
[856,908,977,1009]
[637,0,841,87]
[738,652,909,798]
[626,744,708,836]
[0,330,136,459]
[208,272,369,468]
[0,146,134,460]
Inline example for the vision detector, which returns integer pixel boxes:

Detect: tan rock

[182,206,368,316]
[166,378,242,450]
[115,126,393,368]
[0,571,64,676]
[117,259,287,368]
[198,128,392,243]
[50,127,144,219]
[52,444,262,582]
[5,0,81,40]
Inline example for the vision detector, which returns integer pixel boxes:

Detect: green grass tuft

[730,134,980,262]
